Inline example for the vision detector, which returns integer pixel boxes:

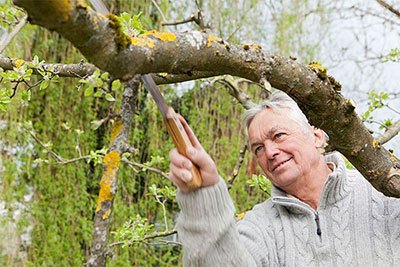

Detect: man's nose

[264,141,280,159]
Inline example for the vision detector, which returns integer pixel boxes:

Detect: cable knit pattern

[176,152,400,266]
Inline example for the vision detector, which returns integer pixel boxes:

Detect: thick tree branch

[88,76,140,267]
[14,0,400,196]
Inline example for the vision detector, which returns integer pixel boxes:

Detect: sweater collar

[270,152,352,214]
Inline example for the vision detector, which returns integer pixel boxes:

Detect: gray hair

[243,91,313,135]
[243,90,329,153]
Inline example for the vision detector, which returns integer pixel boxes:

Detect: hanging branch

[227,144,248,190]
[0,15,27,53]
[88,76,140,267]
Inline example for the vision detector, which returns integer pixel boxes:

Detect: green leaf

[39,79,49,90]
[105,93,115,102]
[84,86,94,96]
[111,79,121,91]
[100,72,109,80]
[91,120,102,130]
[93,90,103,97]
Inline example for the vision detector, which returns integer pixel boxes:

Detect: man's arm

[168,115,272,266]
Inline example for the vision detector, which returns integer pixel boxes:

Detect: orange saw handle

[165,107,202,189]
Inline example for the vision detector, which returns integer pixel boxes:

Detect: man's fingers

[169,148,192,169]
[177,114,201,149]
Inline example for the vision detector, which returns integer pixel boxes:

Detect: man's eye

[254,146,264,154]
[275,132,286,139]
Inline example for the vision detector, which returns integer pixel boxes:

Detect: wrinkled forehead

[248,108,312,139]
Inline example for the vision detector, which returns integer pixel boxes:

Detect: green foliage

[383,48,400,63]
[0,87,11,112]
[247,174,271,195]
[361,90,388,121]
[112,215,154,247]
[118,11,145,36]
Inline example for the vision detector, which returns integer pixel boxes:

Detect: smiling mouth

[272,158,292,172]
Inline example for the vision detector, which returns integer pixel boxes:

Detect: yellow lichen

[372,139,381,149]
[309,61,328,79]
[110,119,123,145]
[102,209,111,220]
[389,150,397,162]
[15,59,24,68]
[158,72,169,77]
[207,35,221,47]
[147,31,176,42]
[131,36,155,48]
[95,151,121,213]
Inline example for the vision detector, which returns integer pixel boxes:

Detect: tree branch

[376,0,400,18]
[14,0,400,196]
[88,76,140,267]
[227,144,247,190]
[0,15,27,53]
[109,229,178,247]
[378,120,400,145]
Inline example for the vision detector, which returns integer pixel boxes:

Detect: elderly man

[169,91,400,266]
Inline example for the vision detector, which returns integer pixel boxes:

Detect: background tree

[0,0,399,266]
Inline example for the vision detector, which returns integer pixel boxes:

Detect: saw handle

[165,108,202,189]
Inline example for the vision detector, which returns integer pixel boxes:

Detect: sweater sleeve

[176,179,272,266]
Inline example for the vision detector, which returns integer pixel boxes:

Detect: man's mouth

[272,158,292,172]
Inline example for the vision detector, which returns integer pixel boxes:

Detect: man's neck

[285,162,333,210]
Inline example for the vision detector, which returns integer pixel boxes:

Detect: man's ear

[312,127,326,148]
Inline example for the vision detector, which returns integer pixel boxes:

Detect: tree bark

[13,1,400,196]
[87,76,140,266]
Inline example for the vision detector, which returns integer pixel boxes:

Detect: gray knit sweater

[176,152,400,266]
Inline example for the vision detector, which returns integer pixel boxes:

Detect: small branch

[227,144,247,190]
[27,129,92,164]
[376,0,400,18]
[162,15,198,27]
[109,229,178,247]
[162,10,210,29]
[378,120,400,145]
[28,130,64,162]
[151,0,167,22]
[122,158,169,180]
[212,77,256,109]
[0,54,97,78]
[0,15,27,53]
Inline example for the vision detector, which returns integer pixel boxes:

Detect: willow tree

[2,0,400,266]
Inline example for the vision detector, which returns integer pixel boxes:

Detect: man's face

[248,108,324,190]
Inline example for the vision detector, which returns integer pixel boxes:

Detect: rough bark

[13,1,400,196]
[88,77,140,267]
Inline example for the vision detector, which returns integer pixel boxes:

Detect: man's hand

[168,115,220,193]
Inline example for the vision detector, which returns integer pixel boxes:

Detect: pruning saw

[89,0,202,189]
[142,75,202,189]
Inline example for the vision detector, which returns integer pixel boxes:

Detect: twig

[162,15,197,27]
[0,15,27,53]
[27,129,92,164]
[227,144,247,190]
[151,0,167,22]
[376,0,400,18]
[212,77,256,109]
[122,158,169,179]
[109,229,178,247]
[378,120,400,145]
